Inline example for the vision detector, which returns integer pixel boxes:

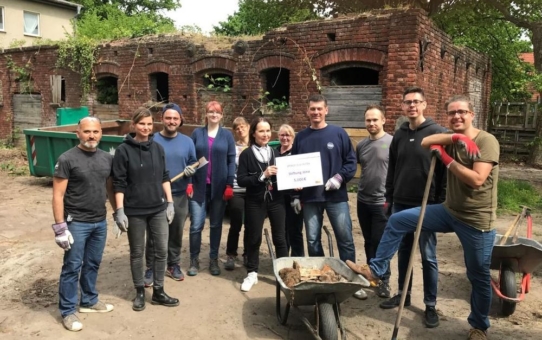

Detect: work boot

[132,287,146,311]
[187,258,199,276]
[151,287,179,307]
[209,258,221,276]
[424,306,440,328]
[379,293,411,309]
[224,255,236,271]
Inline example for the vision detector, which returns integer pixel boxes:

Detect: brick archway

[313,48,386,70]
[145,60,171,74]
[94,61,120,77]
[255,54,295,72]
[192,56,236,74]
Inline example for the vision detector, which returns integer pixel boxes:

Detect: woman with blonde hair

[112,107,178,311]
[225,117,250,270]
[187,101,236,276]
[276,124,305,256]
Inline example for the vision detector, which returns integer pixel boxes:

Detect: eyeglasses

[207,111,222,115]
[447,109,471,117]
[402,100,424,106]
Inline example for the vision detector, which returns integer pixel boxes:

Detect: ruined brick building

[0,8,491,141]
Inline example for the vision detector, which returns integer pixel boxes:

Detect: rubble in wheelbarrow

[279,261,349,288]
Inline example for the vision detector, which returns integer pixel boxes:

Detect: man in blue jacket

[291,94,357,267]
[144,104,197,284]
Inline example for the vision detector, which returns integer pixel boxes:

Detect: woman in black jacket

[237,117,288,292]
[112,108,178,311]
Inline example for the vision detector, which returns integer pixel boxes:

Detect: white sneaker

[353,288,368,300]
[62,314,83,332]
[241,272,258,292]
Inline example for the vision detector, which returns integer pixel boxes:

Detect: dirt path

[1,169,542,339]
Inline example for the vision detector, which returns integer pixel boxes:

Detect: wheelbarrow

[490,207,542,316]
[264,226,370,340]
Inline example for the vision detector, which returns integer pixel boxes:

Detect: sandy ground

[1,167,542,340]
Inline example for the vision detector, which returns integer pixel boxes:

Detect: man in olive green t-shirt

[346,95,499,340]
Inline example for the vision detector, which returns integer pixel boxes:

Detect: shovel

[170,156,208,182]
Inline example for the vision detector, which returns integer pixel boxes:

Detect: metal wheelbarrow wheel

[500,265,517,316]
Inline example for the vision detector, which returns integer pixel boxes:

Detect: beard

[82,141,99,149]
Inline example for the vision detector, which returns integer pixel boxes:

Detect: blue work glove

[166,202,175,224]
[325,173,343,191]
[114,208,129,234]
[52,222,74,251]
[291,198,302,214]
[183,165,196,177]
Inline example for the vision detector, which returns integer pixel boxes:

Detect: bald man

[52,117,116,332]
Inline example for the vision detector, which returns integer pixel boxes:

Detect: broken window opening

[96,76,118,104]
[329,67,379,86]
[149,72,169,103]
[262,68,290,111]
[203,72,233,92]
[61,77,66,102]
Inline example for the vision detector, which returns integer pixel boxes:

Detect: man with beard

[355,105,393,298]
[144,103,197,284]
[52,117,116,331]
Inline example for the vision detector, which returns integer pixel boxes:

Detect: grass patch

[498,179,542,214]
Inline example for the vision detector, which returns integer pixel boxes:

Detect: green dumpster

[56,107,89,126]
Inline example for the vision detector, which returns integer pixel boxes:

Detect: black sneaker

[424,306,440,328]
[379,293,411,309]
[377,282,391,298]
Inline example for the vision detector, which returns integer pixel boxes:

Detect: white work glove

[183,165,196,177]
[52,222,74,251]
[291,198,302,214]
[325,173,343,191]
[166,202,175,224]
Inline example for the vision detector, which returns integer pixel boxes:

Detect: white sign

[275,152,324,191]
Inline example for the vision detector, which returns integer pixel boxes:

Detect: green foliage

[0,161,29,176]
[75,5,177,40]
[8,39,27,48]
[213,0,317,36]
[257,90,290,113]
[56,35,98,102]
[72,0,180,16]
[204,74,232,92]
[96,78,119,104]
[498,179,542,214]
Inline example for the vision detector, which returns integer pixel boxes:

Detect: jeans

[393,202,438,306]
[356,201,390,283]
[189,184,226,260]
[370,204,496,331]
[245,197,288,273]
[284,197,305,256]
[59,220,107,317]
[146,195,189,267]
[303,201,356,262]
[128,210,168,288]
[226,192,247,257]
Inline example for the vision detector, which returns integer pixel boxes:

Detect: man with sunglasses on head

[144,103,197,284]
[378,86,447,328]
[348,94,499,340]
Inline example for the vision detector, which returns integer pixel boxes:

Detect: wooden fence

[490,101,539,156]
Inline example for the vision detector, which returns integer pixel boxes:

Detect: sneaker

[144,267,154,287]
[353,289,367,300]
[62,314,83,332]
[209,258,221,276]
[241,272,258,292]
[468,329,487,340]
[243,254,248,268]
[224,255,236,271]
[79,300,114,313]
[166,264,185,281]
[377,282,391,298]
[187,258,199,276]
[379,293,411,309]
[424,306,440,328]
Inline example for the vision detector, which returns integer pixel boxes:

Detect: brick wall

[0,9,491,140]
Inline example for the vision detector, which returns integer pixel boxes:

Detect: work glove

[383,201,393,218]
[186,184,194,198]
[325,173,343,191]
[114,207,129,233]
[166,202,175,224]
[430,145,455,168]
[291,198,302,215]
[183,165,196,177]
[223,185,234,201]
[52,222,74,251]
[111,213,123,238]
[451,133,481,160]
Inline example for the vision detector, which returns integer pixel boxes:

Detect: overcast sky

[164,0,240,34]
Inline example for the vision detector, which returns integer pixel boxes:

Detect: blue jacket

[191,126,236,203]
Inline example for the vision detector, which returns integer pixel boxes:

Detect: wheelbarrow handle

[264,228,276,261]
[323,225,335,258]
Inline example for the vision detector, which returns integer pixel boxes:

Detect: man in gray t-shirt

[52,117,116,332]
[356,105,393,298]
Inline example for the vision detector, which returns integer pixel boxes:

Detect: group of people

[51,89,499,340]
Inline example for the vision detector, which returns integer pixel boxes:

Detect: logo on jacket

[327,142,334,150]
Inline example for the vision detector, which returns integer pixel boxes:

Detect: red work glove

[186,184,193,198]
[451,133,481,160]
[430,145,455,168]
[223,185,234,201]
